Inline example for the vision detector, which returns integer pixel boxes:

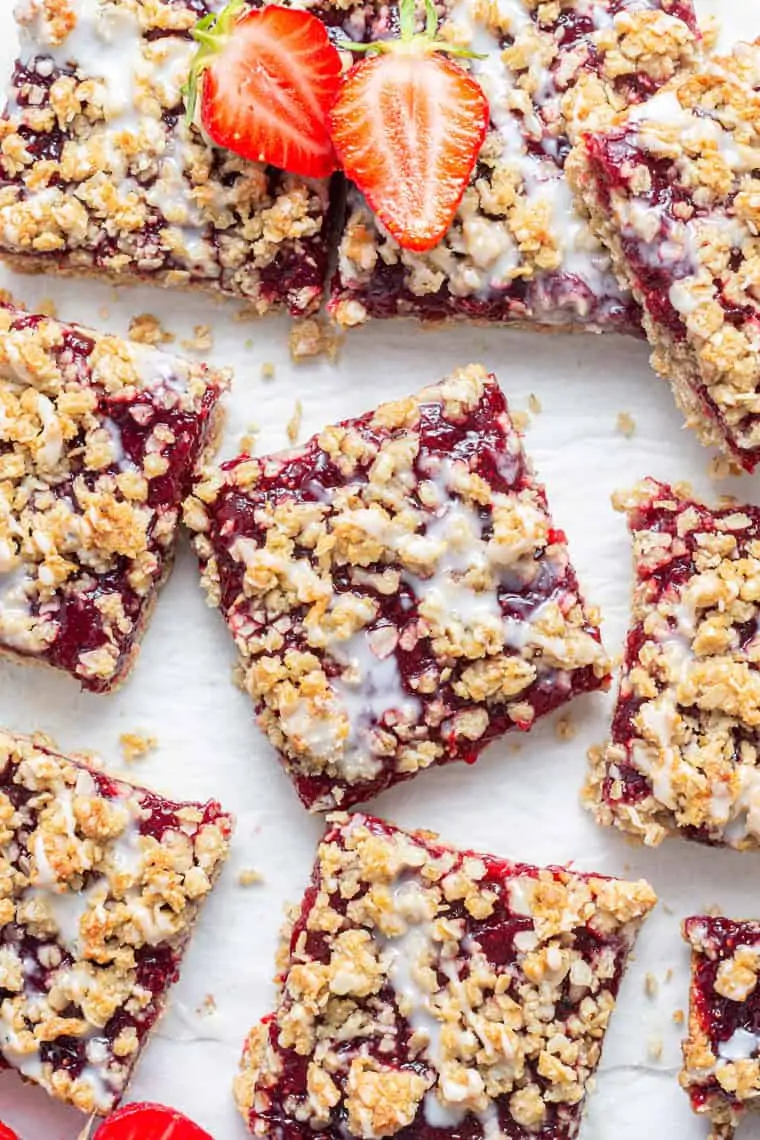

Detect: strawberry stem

[183,0,249,123]
[337,0,486,59]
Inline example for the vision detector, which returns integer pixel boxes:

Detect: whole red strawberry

[185,0,342,178]
[93,1103,212,1140]
[328,0,489,251]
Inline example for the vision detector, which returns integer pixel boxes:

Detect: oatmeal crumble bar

[235,812,657,1140]
[569,41,760,471]
[0,302,228,693]
[0,728,233,1114]
[329,0,699,331]
[185,365,610,812]
[682,916,760,1139]
[585,478,760,850]
[0,0,332,316]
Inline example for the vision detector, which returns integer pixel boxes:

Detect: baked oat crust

[584,478,760,850]
[570,40,760,471]
[681,916,760,1140]
[0,302,229,692]
[235,812,657,1140]
[186,364,610,811]
[0,727,234,1114]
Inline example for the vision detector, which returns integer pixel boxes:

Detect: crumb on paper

[644,972,659,999]
[700,13,719,52]
[0,288,22,310]
[555,715,576,742]
[512,409,530,432]
[239,423,260,454]
[673,1009,685,1026]
[244,337,254,350]
[181,324,213,353]
[616,411,636,438]
[508,740,523,754]
[648,1037,663,1062]
[119,731,158,762]
[197,993,217,1017]
[38,297,58,318]
[238,868,264,886]
[286,400,303,444]
[289,317,342,363]
[709,453,743,480]
[129,312,175,346]
[98,305,110,321]
[261,361,276,381]
[662,902,675,916]
[528,393,542,415]
[705,903,722,917]
[664,968,673,984]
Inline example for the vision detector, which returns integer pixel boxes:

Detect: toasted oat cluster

[570,42,760,471]
[0,728,233,1114]
[0,302,227,692]
[682,916,760,1139]
[185,365,610,812]
[329,0,699,331]
[585,478,760,850]
[0,0,332,315]
[235,812,657,1140]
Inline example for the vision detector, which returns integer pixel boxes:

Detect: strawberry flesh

[94,1103,213,1140]
[200,6,341,179]
[329,52,489,252]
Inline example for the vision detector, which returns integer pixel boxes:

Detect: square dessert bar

[329,0,699,331]
[235,812,657,1140]
[570,42,760,471]
[682,916,760,1139]
[0,728,233,1114]
[0,0,331,316]
[0,303,228,693]
[185,365,610,812]
[585,478,760,850]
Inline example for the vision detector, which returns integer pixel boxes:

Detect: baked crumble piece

[234,812,657,1139]
[585,478,760,850]
[569,41,760,471]
[0,728,233,1114]
[329,0,699,331]
[0,302,228,692]
[682,916,760,1139]
[185,364,610,812]
[0,0,332,316]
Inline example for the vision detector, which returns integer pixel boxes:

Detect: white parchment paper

[3,3,760,1137]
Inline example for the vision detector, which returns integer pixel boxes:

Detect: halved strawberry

[328,0,489,252]
[0,1123,20,1140]
[185,0,342,179]
[93,1103,212,1140]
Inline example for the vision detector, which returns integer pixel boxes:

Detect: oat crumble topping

[0,728,233,1114]
[235,812,656,1140]
[570,40,760,470]
[0,0,331,316]
[585,478,760,850]
[0,302,228,692]
[185,365,609,812]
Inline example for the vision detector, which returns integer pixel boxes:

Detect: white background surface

[3,3,760,1138]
